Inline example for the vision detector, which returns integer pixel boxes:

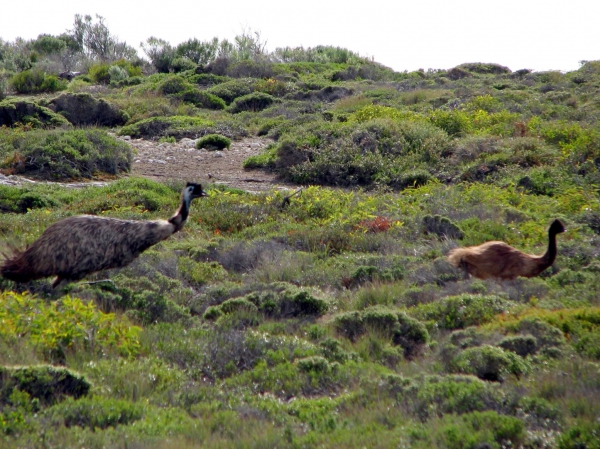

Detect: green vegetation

[1,17,600,449]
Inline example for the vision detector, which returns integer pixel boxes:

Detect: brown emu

[1,182,207,288]
[447,219,565,280]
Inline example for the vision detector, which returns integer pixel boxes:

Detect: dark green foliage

[498,335,538,357]
[10,69,67,94]
[559,422,600,449]
[196,133,231,150]
[334,307,429,357]
[0,186,59,213]
[0,98,70,128]
[205,78,255,104]
[450,345,530,382]
[204,284,328,321]
[48,397,144,429]
[0,128,132,179]
[422,215,464,239]
[436,411,524,449]
[119,115,214,139]
[412,294,513,330]
[455,62,512,75]
[48,93,128,126]
[394,312,430,358]
[0,365,90,406]
[401,374,503,419]
[178,89,226,110]
[229,92,278,113]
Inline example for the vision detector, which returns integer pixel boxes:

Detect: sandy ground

[0,136,295,193]
[127,135,294,193]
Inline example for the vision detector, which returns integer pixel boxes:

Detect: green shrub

[48,397,144,429]
[422,215,464,239]
[412,294,512,330]
[10,69,67,94]
[559,422,600,449]
[0,292,141,361]
[48,93,128,127]
[229,92,278,113]
[436,411,525,449]
[450,345,530,382]
[497,335,538,357]
[0,128,132,179]
[206,78,255,104]
[177,88,226,109]
[88,63,111,84]
[196,133,231,150]
[0,98,70,128]
[119,115,215,139]
[108,65,129,84]
[0,365,90,406]
[158,75,189,95]
[394,312,430,358]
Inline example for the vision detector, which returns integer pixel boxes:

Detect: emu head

[549,219,566,235]
[184,182,208,202]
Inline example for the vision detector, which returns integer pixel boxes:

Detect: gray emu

[447,219,565,280]
[1,182,207,288]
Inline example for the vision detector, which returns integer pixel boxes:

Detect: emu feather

[447,219,565,280]
[1,182,207,288]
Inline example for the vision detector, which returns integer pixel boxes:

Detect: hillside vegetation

[1,15,600,449]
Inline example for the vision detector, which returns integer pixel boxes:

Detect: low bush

[119,115,215,139]
[229,92,278,113]
[206,78,255,104]
[411,294,513,330]
[196,133,231,150]
[0,128,132,179]
[0,365,90,406]
[401,374,503,420]
[177,89,226,110]
[10,69,67,94]
[497,335,538,357]
[450,345,530,382]
[0,291,141,362]
[0,99,70,128]
[334,307,429,357]
[48,93,128,127]
[48,397,144,429]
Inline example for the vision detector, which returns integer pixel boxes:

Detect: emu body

[1,182,206,288]
[447,219,565,280]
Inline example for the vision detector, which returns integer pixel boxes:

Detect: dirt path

[0,136,296,193]
[127,135,295,193]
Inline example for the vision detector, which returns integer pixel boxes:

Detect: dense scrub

[1,21,600,448]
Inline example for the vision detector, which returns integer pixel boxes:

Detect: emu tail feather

[1,250,39,283]
[447,248,469,267]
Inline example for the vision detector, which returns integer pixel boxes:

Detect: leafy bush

[48,93,128,126]
[450,345,530,381]
[119,115,214,139]
[205,78,255,104]
[0,128,132,179]
[10,69,67,94]
[422,215,464,239]
[0,98,70,128]
[0,292,141,361]
[196,133,231,150]
[334,307,429,357]
[48,397,144,429]
[0,365,90,406]
[229,92,278,113]
[412,294,513,330]
[498,335,538,357]
[177,89,226,109]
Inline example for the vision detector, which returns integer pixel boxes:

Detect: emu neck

[168,194,191,232]
[540,229,559,267]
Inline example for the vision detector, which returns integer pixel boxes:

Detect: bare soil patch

[127,135,294,193]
